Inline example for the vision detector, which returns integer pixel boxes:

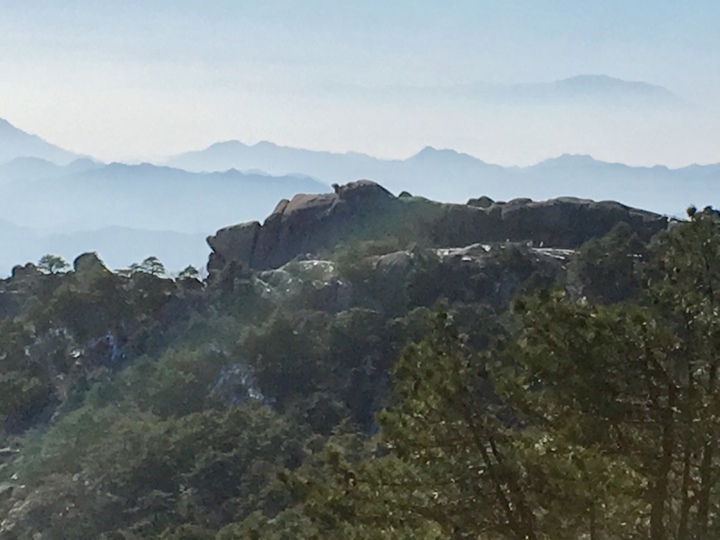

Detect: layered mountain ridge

[0,115,716,276]
[168,142,718,216]
[0,118,81,165]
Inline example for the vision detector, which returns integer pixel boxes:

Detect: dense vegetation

[0,207,718,539]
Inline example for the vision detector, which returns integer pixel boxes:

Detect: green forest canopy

[0,208,718,539]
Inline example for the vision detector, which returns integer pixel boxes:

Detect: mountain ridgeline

[0,119,80,165]
[0,157,326,274]
[168,142,718,216]
[0,116,717,276]
[3,178,716,538]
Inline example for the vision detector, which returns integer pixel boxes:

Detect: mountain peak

[550,153,597,163]
[206,140,249,150]
[552,75,676,100]
[0,117,79,165]
[412,146,465,159]
[253,140,279,149]
[559,74,623,85]
[531,154,605,169]
[415,145,441,155]
[409,146,493,168]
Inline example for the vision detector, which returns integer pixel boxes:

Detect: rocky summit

[207,180,667,272]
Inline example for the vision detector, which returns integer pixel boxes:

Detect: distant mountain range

[0,159,326,233]
[0,118,81,165]
[0,111,717,274]
[473,75,679,105]
[0,219,208,276]
[0,132,327,274]
[167,142,718,216]
[329,75,680,108]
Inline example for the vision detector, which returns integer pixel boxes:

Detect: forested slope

[0,183,717,539]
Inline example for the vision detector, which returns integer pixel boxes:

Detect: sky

[1,1,719,166]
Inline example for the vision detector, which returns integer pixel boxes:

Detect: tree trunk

[678,348,695,540]
[650,383,676,540]
[677,442,692,540]
[696,438,716,535]
[696,361,719,535]
[489,436,538,540]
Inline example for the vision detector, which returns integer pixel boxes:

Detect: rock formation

[207,180,667,273]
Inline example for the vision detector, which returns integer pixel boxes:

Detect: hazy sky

[1,1,719,166]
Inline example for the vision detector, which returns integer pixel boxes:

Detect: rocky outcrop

[207,221,261,275]
[432,196,666,248]
[207,180,668,273]
[208,180,397,271]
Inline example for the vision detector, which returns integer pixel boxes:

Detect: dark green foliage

[0,247,444,536]
[238,308,401,429]
[571,221,647,303]
[37,254,70,275]
[3,404,310,538]
[1,207,716,539]
[299,207,720,539]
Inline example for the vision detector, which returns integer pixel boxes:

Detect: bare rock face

[433,196,665,248]
[207,180,667,273]
[207,221,261,272]
[208,180,397,272]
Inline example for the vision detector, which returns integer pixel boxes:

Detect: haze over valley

[1,1,718,274]
[0,110,718,275]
